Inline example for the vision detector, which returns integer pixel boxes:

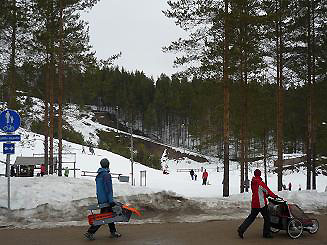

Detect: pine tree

[0,0,31,109]
[27,0,99,174]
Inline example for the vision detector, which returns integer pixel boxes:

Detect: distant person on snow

[288,182,292,191]
[89,146,95,155]
[163,164,169,174]
[202,169,208,185]
[64,167,69,177]
[237,169,278,239]
[194,173,197,181]
[84,158,121,240]
[244,178,250,190]
[190,169,195,180]
[40,164,46,177]
[282,183,287,190]
[10,166,16,177]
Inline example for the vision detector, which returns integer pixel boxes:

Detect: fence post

[140,170,147,186]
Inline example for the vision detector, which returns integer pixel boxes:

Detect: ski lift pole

[130,126,134,186]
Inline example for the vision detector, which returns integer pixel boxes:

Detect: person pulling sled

[84,158,122,240]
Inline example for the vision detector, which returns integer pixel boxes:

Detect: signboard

[0,109,21,133]
[0,135,21,142]
[3,143,14,154]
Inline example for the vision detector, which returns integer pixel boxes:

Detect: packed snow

[0,100,326,228]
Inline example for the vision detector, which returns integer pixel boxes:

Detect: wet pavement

[1,215,326,245]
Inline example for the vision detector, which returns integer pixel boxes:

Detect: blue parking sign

[0,110,21,133]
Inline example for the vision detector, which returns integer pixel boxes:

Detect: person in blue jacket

[84,158,121,240]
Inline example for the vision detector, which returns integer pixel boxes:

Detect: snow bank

[0,176,326,228]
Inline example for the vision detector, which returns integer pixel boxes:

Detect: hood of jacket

[251,176,262,186]
[97,167,109,174]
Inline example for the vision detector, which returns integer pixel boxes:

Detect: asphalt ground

[1,215,326,245]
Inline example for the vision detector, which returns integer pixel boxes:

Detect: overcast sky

[82,0,186,79]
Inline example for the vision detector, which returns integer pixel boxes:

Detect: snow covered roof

[14,157,57,166]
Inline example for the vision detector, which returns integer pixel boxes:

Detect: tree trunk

[44,63,50,174]
[223,0,230,197]
[49,59,55,175]
[244,38,249,193]
[240,120,245,193]
[58,0,64,177]
[8,0,17,109]
[306,0,313,190]
[239,53,248,193]
[263,126,268,184]
[239,28,245,193]
[245,135,249,192]
[311,0,316,190]
[276,0,284,191]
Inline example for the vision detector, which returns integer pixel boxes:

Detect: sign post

[6,154,10,209]
[0,109,21,210]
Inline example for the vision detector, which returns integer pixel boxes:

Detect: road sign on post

[0,109,21,133]
[0,109,21,211]
[0,134,21,142]
[3,143,15,154]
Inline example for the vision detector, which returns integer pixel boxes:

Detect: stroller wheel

[308,219,319,234]
[270,227,280,233]
[287,218,303,239]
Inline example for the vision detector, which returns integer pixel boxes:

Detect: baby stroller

[267,197,319,239]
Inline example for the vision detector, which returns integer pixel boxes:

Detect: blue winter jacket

[95,168,113,204]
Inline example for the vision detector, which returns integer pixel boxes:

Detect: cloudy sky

[83,0,187,79]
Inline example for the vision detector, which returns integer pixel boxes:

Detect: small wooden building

[13,157,57,177]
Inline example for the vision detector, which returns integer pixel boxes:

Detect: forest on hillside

[0,0,326,195]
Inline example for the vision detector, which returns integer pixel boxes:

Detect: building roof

[14,157,57,166]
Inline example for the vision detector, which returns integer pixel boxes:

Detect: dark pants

[238,206,271,236]
[202,178,207,185]
[87,207,116,234]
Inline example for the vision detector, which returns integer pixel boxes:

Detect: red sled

[87,202,141,226]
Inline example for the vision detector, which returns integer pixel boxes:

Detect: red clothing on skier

[202,171,208,179]
[251,173,277,208]
[40,164,46,176]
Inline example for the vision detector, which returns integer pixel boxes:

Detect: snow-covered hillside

[0,98,326,228]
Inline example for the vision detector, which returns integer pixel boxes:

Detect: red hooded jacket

[202,171,208,179]
[251,176,277,208]
[40,164,45,174]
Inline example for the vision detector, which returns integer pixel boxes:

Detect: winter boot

[110,232,122,238]
[237,228,244,239]
[83,232,95,241]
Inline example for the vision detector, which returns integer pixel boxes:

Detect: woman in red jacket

[202,169,208,185]
[237,169,278,239]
